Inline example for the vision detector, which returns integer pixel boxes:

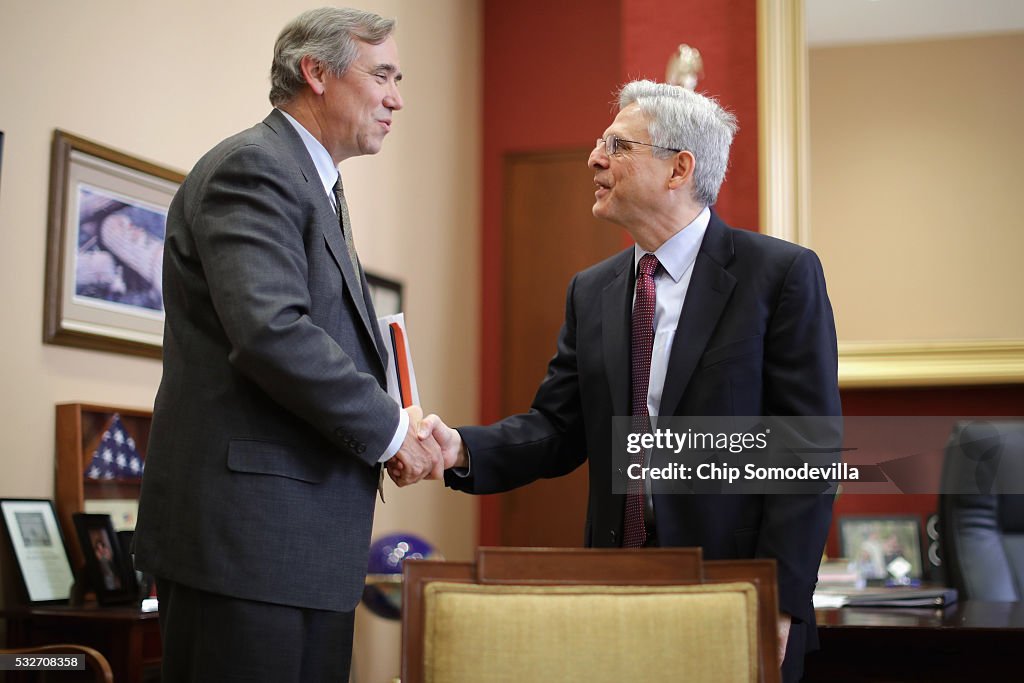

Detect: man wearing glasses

[412,79,840,682]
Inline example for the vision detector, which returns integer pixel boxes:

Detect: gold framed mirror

[757,0,1024,387]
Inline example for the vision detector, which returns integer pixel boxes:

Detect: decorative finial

[666,44,703,90]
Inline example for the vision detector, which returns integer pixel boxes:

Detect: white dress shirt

[633,206,711,418]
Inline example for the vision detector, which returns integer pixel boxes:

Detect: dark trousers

[781,625,806,683]
[155,577,355,682]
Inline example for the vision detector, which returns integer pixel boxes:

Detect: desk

[806,601,1024,682]
[2,604,160,682]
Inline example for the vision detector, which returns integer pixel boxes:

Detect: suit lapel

[263,110,385,369]
[601,251,634,418]
[658,214,737,416]
[317,193,381,358]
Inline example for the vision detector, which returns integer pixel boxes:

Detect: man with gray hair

[415,79,840,681]
[134,8,441,681]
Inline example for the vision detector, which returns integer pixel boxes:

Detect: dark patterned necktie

[332,176,363,300]
[624,253,659,548]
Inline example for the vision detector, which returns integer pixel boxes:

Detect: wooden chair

[402,547,780,683]
[0,643,113,682]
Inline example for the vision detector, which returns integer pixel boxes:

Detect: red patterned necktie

[624,253,659,548]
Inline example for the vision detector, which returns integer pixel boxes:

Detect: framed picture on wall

[839,515,924,585]
[0,499,75,603]
[366,272,403,316]
[43,129,184,358]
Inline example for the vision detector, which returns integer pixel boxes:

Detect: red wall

[621,0,759,228]
[481,0,622,424]
[480,0,623,543]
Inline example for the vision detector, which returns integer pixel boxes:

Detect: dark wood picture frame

[44,129,184,358]
[72,512,139,605]
[366,271,403,316]
[55,403,151,571]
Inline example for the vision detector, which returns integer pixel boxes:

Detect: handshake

[385,406,467,487]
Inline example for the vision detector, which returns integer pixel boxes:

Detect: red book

[389,322,414,409]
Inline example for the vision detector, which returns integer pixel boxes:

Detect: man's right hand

[417,414,467,470]
[387,406,443,487]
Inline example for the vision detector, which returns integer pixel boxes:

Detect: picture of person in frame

[15,511,52,547]
[845,519,922,583]
[88,527,122,591]
[75,186,166,312]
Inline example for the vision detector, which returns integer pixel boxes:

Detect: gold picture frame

[44,130,184,358]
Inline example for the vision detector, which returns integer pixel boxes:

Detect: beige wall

[808,33,1024,343]
[0,1,479,680]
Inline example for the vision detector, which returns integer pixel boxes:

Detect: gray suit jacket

[135,109,397,611]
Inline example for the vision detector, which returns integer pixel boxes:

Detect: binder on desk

[814,585,958,609]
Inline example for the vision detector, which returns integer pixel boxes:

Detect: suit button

[610,530,617,543]
[357,444,366,454]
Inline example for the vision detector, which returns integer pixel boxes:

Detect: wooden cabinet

[3,604,161,683]
[54,403,152,570]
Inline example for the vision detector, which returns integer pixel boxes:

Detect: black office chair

[939,420,1024,601]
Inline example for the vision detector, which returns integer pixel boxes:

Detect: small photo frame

[839,515,924,584]
[366,272,403,316]
[44,129,184,358]
[72,513,138,604]
[0,499,75,603]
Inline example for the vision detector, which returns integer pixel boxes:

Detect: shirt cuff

[449,428,471,477]
[379,408,409,463]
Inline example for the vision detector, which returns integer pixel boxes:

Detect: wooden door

[499,149,625,547]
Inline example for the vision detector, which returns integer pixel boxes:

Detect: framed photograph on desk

[72,513,138,604]
[0,499,75,603]
[839,515,924,584]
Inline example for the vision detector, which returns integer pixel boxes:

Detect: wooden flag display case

[54,402,151,570]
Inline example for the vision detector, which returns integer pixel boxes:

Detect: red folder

[389,322,413,408]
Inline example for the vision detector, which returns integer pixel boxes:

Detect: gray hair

[269,7,396,107]
[618,80,738,207]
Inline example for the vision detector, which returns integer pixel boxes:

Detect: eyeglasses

[596,134,681,157]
